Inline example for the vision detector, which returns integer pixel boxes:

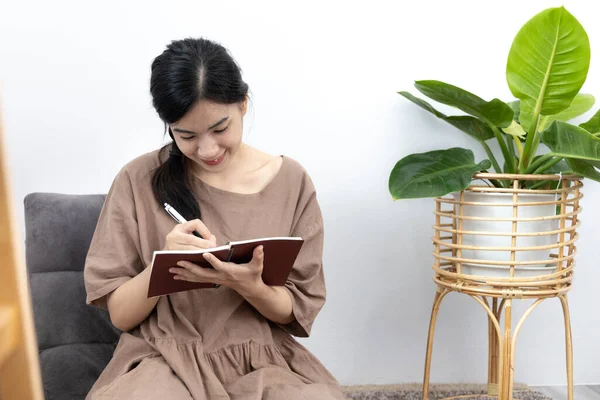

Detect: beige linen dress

[83,147,346,399]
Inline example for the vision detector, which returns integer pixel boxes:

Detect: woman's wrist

[237,281,294,325]
[236,278,268,300]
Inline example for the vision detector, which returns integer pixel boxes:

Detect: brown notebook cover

[147,237,304,297]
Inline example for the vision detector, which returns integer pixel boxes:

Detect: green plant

[389,6,600,200]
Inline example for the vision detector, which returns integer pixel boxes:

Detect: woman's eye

[214,126,228,134]
[181,136,195,141]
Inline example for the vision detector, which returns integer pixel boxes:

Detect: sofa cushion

[30,271,119,351]
[40,343,116,400]
[24,193,120,400]
[24,193,107,274]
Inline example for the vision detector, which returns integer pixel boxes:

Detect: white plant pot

[451,191,559,278]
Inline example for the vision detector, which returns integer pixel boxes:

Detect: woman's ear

[240,96,248,117]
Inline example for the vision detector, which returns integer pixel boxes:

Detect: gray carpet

[342,383,552,400]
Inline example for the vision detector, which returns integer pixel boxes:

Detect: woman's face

[170,98,247,174]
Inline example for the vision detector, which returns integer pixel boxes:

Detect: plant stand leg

[501,299,513,400]
[488,297,502,397]
[423,288,449,400]
[559,295,574,400]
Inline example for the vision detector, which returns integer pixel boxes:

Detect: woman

[83,37,346,400]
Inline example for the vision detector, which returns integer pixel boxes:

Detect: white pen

[164,203,203,238]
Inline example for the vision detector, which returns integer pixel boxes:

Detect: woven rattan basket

[423,172,583,400]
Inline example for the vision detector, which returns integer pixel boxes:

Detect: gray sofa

[24,193,120,400]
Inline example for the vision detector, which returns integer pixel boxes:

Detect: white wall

[1,0,599,386]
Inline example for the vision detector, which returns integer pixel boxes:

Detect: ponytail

[151,127,200,221]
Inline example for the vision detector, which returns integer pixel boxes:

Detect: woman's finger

[169,267,200,282]
[167,243,212,251]
[249,245,264,267]
[173,231,216,249]
[177,261,221,281]
[179,219,212,240]
[202,253,226,272]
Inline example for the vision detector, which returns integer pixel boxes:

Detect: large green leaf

[566,158,600,182]
[520,94,595,132]
[398,91,446,118]
[519,111,536,132]
[413,80,514,127]
[389,148,491,199]
[540,121,600,161]
[445,116,495,142]
[398,92,494,141]
[538,94,595,132]
[508,100,521,120]
[587,159,600,168]
[580,109,600,135]
[506,7,591,117]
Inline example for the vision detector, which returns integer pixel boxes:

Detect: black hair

[150,37,249,221]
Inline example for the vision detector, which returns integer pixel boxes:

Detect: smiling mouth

[200,151,226,166]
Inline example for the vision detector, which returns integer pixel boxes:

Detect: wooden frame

[423,172,581,400]
[0,105,44,398]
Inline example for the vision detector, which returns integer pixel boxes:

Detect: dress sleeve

[84,167,145,310]
[277,173,326,337]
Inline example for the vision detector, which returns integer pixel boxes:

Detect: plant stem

[506,135,516,163]
[519,113,541,171]
[514,138,524,159]
[523,153,554,174]
[489,179,504,188]
[480,141,502,174]
[528,179,553,190]
[504,136,519,187]
[479,171,504,188]
[480,141,506,187]
[491,125,515,173]
[532,156,563,174]
[531,134,541,159]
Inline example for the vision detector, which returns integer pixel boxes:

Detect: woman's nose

[196,137,220,159]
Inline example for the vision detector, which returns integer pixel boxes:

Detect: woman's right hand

[163,219,217,251]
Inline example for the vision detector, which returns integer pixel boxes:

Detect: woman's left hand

[169,245,265,297]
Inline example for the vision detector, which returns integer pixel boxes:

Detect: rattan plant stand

[422,173,583,400]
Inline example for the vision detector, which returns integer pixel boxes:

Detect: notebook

[147,237,304,297]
